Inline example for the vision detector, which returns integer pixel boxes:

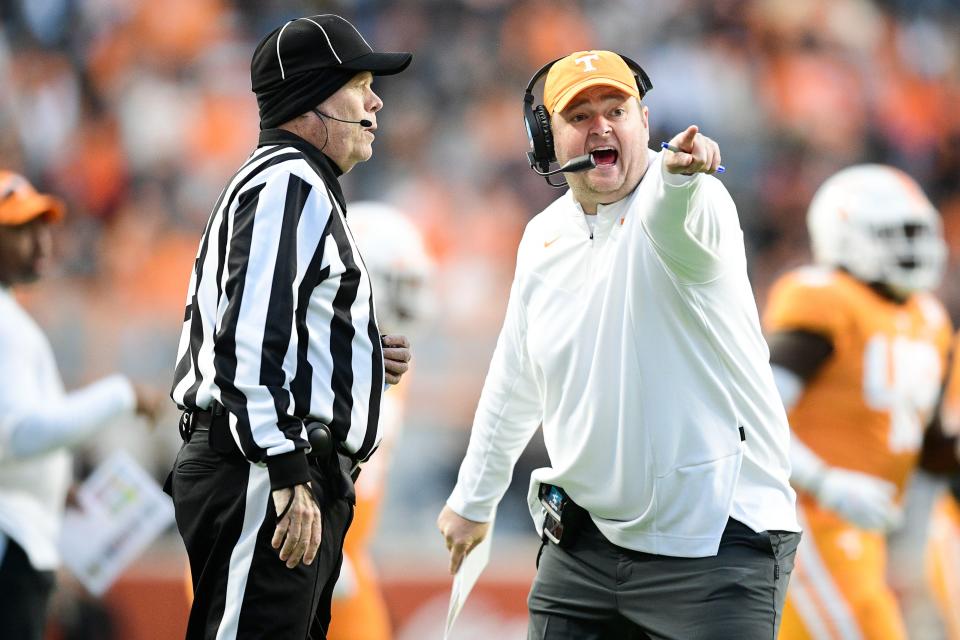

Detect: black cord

[277,491,296,522]
[313,112,329,154]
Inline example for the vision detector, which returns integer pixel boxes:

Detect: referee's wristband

[266,451,311,490]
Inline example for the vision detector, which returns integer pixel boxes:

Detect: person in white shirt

[0,171,161,640]
[436,50,800,639]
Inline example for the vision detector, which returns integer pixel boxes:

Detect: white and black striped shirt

[171,129,384,489]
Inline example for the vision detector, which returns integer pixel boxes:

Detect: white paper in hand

[445,516,495,640]
[58,450,175,596]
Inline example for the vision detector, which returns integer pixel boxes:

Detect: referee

[168,15,412,639]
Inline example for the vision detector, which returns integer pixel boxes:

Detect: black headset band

[524,58,561,96]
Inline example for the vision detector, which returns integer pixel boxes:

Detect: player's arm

[918,411,959,473]
[926,333,960,470]
[918,380,960,475]
[769,329,902,530]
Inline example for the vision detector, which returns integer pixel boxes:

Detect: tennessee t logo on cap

[543,50,641,115]
[574,53,600,72]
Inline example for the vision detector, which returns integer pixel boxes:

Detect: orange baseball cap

[543,50,640,114]
[0,171,65,226]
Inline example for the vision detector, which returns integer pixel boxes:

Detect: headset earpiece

[525,104,554,171]
[523,59,561,173]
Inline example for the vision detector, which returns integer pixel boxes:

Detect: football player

[763,164,951,639]
[327,201,434,640]
[926,330,960,639]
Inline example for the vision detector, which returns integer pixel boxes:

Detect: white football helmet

[348,201,434,334]
[807,164,946,295]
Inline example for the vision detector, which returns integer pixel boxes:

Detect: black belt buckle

[539,484,583,548]
[178,410,195,442]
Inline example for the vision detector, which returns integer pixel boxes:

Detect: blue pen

[660,142,725,174]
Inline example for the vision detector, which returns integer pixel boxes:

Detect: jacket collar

[257,128,347,214]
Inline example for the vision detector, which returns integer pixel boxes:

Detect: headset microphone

[312,109,372,128]
[531,154,597,177]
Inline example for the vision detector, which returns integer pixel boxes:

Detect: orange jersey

[765,267,952,494]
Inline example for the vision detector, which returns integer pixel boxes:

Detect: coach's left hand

[382,334,412,385]
[437,505,490,575]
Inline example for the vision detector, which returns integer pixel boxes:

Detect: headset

[523,53,653,187]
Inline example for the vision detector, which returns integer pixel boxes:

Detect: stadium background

[2,0,959,637]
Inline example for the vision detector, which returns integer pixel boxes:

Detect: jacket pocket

[653,450,742,538]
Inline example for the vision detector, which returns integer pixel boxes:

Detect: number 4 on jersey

[863,335,942,453]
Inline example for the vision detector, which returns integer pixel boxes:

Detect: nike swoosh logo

[544,236,560,248]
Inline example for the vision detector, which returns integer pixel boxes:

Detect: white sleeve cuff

[445,490,495,524]
[660,156,699,188]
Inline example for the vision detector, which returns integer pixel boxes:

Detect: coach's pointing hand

[437,505,490,574]
[662,125,722,176]
[272,483,322,569]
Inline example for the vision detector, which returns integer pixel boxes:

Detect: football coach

[168,15,412,639]
[438,50,802,638]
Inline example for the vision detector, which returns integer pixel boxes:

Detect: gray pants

[528,517,800,640]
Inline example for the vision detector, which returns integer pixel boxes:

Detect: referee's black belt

[178,403,344,465]
[177,402,224,441]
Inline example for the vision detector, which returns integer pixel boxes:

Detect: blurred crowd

[2,0,960,537]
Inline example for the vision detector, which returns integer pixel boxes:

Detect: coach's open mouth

[590,148,618,166]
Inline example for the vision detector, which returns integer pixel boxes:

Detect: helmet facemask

[840,218,946,296]
[808,164,947,297]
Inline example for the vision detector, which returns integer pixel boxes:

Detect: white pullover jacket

[447,150,799,557]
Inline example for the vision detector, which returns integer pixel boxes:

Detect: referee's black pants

[171,428,354,640]
[528,516,800,639]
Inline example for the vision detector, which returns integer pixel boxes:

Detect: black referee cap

[251,15,412,93]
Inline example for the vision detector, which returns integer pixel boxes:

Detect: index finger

[381,334,410,348]
[449,545,466,575]
[670,125,699,152]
